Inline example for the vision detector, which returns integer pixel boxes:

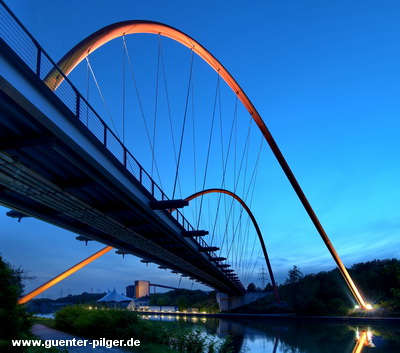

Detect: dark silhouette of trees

[285,265,303,284]
[264,283,273,292]
[246,282,257,292]
[232,259,400,316]
[149,289,218,311]
[0,256,33,349]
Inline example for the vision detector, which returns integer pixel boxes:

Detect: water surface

[141,314,400,352]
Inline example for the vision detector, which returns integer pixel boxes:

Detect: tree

[0,256,32,348]
[157,295,171,306]
[388,261,400,307]
[264,283,273,292]
[285,265,303,284]
[247,283,256,292]
[177,295,189,310]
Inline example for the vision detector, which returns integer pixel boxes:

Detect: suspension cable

[196,74,220,229]
[85,56,120,137]
[227,134,263,261]
[85,55,90,125]
[159,38,182,197]
[210,97,238,244]
[191,69,198,219]
[218,118,252,255]
[122,36,126,144]
[123,37,164,189]
[239,138,265,284]
[172,49,195,199]
[151,35,161,178]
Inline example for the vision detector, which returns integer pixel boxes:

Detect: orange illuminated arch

[18,246,113,304]
[185,188,280,303]
[47,21,367,308]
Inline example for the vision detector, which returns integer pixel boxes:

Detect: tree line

[235,258,400,316]
[148,288,219,312]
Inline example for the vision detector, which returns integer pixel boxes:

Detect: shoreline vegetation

[1,256,400,352]
[233,259,400,317]
[52,306,232,353]
[27,259,400,318]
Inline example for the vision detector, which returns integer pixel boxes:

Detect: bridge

[0,1,368,309]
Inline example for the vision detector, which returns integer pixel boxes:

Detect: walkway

[32,324,134,353]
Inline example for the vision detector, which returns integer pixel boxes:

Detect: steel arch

[184,188,281,303]
[47,20,366,308]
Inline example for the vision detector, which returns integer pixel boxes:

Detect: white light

[367,330,373,341]
[355,305,360,309]
[366,304,373,310]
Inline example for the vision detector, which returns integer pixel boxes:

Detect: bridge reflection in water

[141,314,400,353]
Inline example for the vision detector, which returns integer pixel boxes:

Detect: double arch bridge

[0,1,367,309]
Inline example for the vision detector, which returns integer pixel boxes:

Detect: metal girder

[0,135,55,151]
[182,230,209,237]
[199,246,219,252]
[116,250,128,256]
[210,257,226,262]
[76,235,93,242]
[150,199,189,209]
[6,209,30,221]
[57,178,97,190]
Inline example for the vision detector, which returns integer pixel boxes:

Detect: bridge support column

[216,293,244,311]
[216,292,269,311]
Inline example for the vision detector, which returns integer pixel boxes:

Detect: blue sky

[1,0,400,301]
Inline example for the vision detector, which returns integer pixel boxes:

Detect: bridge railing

[0,2,194,233]
[1,2,242,286]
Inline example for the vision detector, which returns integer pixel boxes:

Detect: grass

[32,316,57,329]
[52,306,230,352]
[32,308,233,353]
[136,343,179,353]
[31,315,181,353]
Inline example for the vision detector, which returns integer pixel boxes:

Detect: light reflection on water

[141,314,400,353]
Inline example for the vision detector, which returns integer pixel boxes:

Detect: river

[141,314,400,352]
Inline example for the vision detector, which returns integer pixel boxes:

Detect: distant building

[126,285,135,298]
[126,297,150,310]
[135,280,150,298]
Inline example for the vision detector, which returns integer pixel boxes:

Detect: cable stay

[151,36,161,178]
[85,56,120,138]
[190,74,198,222]
[121,35,126,144]
[209,94,239,245]
[218,117,253,256]
[172,49,195,199]
[159,38,183,198]
[195,73,221,230]
[122,36,164,190]
[85,55,90,125]
[219,130,263,284]
[230,138,264,283]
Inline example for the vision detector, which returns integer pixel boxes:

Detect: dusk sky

[1,0,399,302]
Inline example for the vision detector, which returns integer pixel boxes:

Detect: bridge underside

[0,45,244,295]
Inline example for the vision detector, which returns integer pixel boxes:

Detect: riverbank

[138,311,400,325]
[32,324,134,353]
[39,306,231,353]
[33,310,400,352]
